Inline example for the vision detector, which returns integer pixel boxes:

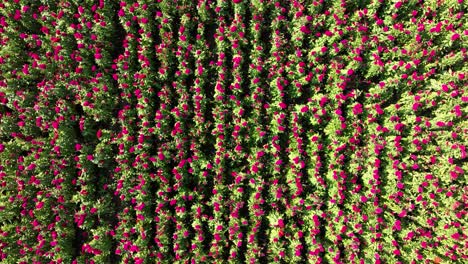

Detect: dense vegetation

[0,0,467,263]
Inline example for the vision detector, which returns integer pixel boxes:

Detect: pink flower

[36,201,44,210]
[14,10,21,20]
[251,165,258,173]
[276,189,282,199]
[74,144,82,152]
[256,151,265,159]
[22,64,29,75]
[395,2,402,8]
[130,245,139,252]
[451,33,460,41]
[278,219,284,228]
[235,145,242,152]
[395,123,405,131]
[0,144,4,153]
[454,105,462,117]
[375,105,384,115]
[360,196,367,203]
[451,233,460,240]
[352,103,363,115]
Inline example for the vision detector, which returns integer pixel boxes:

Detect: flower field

[0,0,467,263]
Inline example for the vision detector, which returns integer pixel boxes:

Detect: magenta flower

[451,33,460,41]
[278,219,284,228]
[352,103,363,115]
[300,26,310,34]
[22,64,29,75]
[251,165,258,173]
[36,201,44,210]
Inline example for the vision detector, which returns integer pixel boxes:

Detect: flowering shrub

[0,0,467,263]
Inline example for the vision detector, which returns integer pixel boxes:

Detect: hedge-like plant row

[0,0,467,263]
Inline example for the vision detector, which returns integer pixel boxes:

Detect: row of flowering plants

[0,0,467,263]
